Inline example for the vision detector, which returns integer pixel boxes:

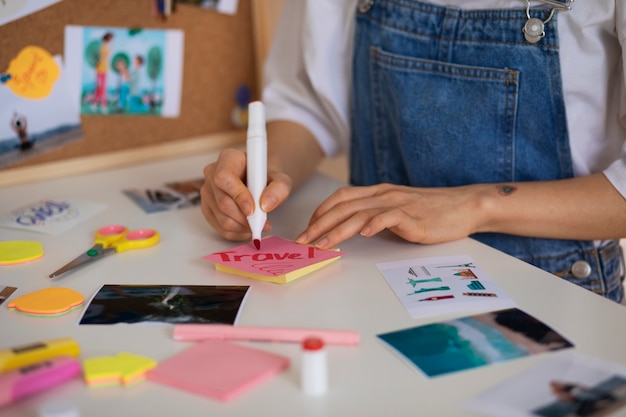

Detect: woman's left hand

[296,183,484,249]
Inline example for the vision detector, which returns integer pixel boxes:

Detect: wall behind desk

[0,0,259,173]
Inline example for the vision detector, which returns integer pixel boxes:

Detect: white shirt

[262,0,626,198]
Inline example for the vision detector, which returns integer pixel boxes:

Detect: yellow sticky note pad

[0,241,44,265]
[83,353,157,387]
[8,287,84,316]
[4,46,60,99]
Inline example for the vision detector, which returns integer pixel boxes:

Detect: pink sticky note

[203,236,346,283]
[146,339,289,402]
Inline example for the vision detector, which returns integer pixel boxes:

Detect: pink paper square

[146,339,289,402]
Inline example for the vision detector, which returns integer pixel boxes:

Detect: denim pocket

[368,46,519,186]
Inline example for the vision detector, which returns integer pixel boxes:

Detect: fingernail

[261,196,276,212]
[316,237,329,249]
[360,226,371,237]
[296,233,307,244]
[242,202,252,216]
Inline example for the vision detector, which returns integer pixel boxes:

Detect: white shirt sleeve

[604,0,626,199]
[262,1,355,157]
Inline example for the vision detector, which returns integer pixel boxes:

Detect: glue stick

[301,337,327,396]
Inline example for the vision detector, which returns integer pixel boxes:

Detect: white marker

[246,101,267,250]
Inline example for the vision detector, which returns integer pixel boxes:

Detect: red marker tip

[253,239,261,250]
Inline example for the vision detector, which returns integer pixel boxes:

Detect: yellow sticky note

[4,46,60,99]
[83,353,157,387]
[0,241,44,265]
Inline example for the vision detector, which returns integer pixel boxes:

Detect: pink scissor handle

[112,229,160,252]
[97,224,127,236]
[94,225,128,247]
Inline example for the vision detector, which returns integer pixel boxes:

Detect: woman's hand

[296,183,484,249]
[200,147,292,241]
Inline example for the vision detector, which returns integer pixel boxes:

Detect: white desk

[1,151,625,417]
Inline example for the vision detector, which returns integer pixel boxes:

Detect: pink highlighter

[0,356,81,408]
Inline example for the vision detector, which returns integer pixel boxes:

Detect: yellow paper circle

[0,240,44,265]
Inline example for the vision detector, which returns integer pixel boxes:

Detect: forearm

[266,120,325,190]
[476,173,626,240]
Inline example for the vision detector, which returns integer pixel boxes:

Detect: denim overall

[351,0,625,301]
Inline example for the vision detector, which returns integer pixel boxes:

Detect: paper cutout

[0,240,43,265]
[146,339,289,402]
[376,255,516,318]
[378,308,574,378]
[83,352,157,387]
[0,199,106,235]
[3,46,60,99]
[8,287,84,316]
[203,236,346,284]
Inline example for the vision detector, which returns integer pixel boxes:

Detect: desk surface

[1,152,625,417]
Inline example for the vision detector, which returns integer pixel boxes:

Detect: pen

[246,101,267,250]
[173,324,360,346]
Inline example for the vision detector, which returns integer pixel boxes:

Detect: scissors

[49,224,160,279]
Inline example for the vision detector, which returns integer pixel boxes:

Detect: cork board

[0,0,260,173]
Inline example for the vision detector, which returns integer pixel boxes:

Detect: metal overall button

[571,260,592,279]
[522,0,574,44]
[523,18,546,43]
[358,0,374,13]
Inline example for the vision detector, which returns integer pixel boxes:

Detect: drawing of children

[93,32,114,114]
[114,57,130,112]
[129,55,146,112]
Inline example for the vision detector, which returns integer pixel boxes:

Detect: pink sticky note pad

[146,339,289,402]
[203,236,346,284]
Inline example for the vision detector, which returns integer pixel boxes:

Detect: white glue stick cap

[301,337,328,396]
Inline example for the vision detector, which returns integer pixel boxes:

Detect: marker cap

[247,101,266,139]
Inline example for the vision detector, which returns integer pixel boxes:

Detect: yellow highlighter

[0,337,80,373]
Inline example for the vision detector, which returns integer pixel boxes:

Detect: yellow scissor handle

[94,225,129,248]
[111,229,160,252]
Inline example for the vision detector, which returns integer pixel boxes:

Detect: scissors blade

[48,245,115,279]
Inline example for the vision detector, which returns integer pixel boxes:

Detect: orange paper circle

[8,287,84,316]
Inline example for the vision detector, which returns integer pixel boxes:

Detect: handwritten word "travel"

[213,247,316,263]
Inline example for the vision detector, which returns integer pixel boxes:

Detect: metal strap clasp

[522,0,574,44]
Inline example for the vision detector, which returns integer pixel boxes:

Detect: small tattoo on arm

[497,184,517,196]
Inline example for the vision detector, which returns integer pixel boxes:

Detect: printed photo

[0,286,17,306]
[0,0,61,26]
[80,284,250,325]
[64,25,184,118]
[123,177,203,213]
[463,352,626,417]
[0,54,83,169]
[378,308,574,378]
[176,0,239,15]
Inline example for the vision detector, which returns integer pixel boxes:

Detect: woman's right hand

[200,147,292,241]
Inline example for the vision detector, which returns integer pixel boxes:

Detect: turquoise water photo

[378,308,574,377]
